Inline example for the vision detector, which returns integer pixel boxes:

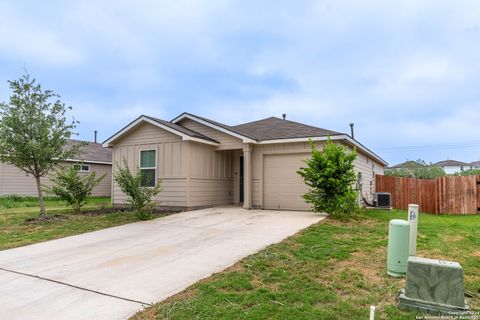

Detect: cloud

[0,3,84,66]
[1,0,480,163]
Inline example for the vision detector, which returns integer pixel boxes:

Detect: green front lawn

[0,197,155,250]
[132,209,480,320]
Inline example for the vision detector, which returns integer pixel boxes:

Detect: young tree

[0,73,78,217]
[114,160,161,220]
[297,139,358,220]
[47,165,106,214]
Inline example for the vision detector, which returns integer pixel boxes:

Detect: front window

[140,150,156,187]
[73,164,90,172]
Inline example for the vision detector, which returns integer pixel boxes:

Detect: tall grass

[0,195,63,208]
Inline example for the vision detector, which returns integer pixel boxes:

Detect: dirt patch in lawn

[23,214,69,224]
[473,251,480,258]
[442,234,464,242]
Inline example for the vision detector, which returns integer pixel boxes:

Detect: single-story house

[432,160,471,174]
[469,160,480,169]
[0,140,112,197]
[103,113,387,211]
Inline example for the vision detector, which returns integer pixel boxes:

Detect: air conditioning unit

[374,192,391,208]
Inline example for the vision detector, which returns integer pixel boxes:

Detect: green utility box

[387,219,410,277]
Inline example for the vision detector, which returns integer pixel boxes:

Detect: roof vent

[282,114,286,120]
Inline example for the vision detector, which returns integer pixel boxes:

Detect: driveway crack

[0,267,151,306]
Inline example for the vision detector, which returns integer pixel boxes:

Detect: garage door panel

[263,153,310,211]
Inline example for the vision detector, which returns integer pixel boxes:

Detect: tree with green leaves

[0,73,78,217]
[297,139,358,220]
[47,165,106,214]
[114,160,161,220]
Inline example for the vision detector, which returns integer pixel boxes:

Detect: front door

[239,156,244,203]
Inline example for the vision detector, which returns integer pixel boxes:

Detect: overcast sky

[1,0,479,165]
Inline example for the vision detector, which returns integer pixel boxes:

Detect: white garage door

[263,153,310,211]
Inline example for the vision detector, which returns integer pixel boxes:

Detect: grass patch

[0,197,166,250]
[132,209,480,320]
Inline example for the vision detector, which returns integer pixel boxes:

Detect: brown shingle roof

[231,117,343,141]
[66,139,112,163]
[145,115,219,143]
[433,160,469,167]
[176,113,258,140]
[387,160,424,169]
[175,113,343,141]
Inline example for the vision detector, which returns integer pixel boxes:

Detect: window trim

[73,164,91,172]
[139,149,157,187]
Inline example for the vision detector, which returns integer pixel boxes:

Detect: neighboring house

[103,113,387,211]
[0,140,112,197]
[432,160,471,174]
[470,160,480,169]
[386,160,424,170]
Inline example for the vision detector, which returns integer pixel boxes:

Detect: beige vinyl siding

[178,118,244,150]
[252,141,384,210]
[188,142,234,207]
[354,151,384,203]
[112,141,188,207]
[114,121,181,145]
[0,162,112,197]
[88,163,112,196]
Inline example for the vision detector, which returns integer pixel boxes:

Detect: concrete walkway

[0,207,324,320]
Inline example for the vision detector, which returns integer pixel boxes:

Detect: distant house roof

[66,140,112,164]
[432,160,469,167]
[470,160,480,166]
[387,160,424,169]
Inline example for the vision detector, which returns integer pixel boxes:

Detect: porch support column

[243,144,252,209]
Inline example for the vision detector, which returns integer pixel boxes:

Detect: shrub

[114,160,161,220]
[453,169,480,176]
[297,139,358,220]
[47,165,105,213]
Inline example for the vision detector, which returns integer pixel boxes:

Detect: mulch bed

[23,214,70,224]
[23,207,183,224]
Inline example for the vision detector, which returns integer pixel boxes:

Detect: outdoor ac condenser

[374,192,391,208]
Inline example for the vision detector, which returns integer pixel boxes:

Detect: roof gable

[103,115,219,147]
[177,118,244,149]
[171,113,257,142]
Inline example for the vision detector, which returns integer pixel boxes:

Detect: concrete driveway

[0,207,323,320]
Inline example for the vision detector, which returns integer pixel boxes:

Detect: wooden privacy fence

[375,175,480,214]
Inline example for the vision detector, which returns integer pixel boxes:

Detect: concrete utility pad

[0,207,324,320]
